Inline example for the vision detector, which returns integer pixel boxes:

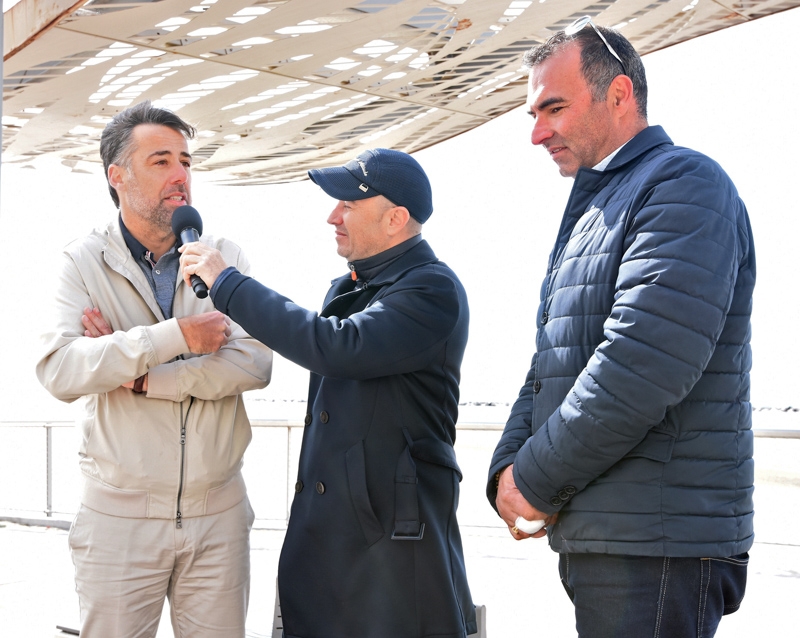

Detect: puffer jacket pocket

[623,429,676,462]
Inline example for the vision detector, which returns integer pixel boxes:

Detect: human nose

[531,117,552,146]
[171,162,189,184]
[327,201,344,225]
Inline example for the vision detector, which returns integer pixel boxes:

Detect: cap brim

[308,165,375,201]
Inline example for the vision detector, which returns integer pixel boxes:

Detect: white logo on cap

[357,159,369,176]
[359,183,369,192]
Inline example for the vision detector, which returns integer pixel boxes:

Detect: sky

[1,5,798,423]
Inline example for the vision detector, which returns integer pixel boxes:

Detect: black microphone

[171,205,208,299]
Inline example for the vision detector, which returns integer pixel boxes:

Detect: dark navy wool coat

[213,239,476,638]
[488,126,756,558]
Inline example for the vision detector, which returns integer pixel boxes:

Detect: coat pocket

[408,435,463,480]
[345,441,384,547]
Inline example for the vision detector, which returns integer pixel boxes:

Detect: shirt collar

[119,215,148,261]
[593,140,630,172]
[119,215,177,265]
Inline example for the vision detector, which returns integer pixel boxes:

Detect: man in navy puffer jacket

[487,17,755,638]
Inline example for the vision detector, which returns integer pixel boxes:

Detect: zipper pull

[176,511,182,529]
[349,263,357,281]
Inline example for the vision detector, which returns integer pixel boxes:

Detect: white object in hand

[515,517,546,534]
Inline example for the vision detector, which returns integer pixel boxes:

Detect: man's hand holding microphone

[171,205,233,354]
[174,205,229,298]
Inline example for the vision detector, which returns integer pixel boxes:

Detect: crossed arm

[80,306,232,393]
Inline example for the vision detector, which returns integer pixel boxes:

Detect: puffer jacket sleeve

[512,151,750,514]
[486,354,536,506]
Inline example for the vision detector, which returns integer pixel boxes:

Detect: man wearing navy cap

[180,148,477,638]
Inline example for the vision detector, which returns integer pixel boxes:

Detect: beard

[125,179,188,236]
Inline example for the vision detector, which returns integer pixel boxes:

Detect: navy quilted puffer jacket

[488,126,755,558]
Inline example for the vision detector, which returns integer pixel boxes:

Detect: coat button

[320,411,329,424]
[550,496,563,506]
[304,414,312,426]
[295,481,304,493]
[564,485,577,495]
[558,489,571,501]
[541,311,549,324]
[315,482,326,494]
[533,380,542,393]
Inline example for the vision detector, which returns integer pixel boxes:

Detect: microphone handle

[190,275,209,299]
[180,228,209,299]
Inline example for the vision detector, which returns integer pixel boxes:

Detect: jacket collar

[569,125,673,202]
[348,234,423,284]
[357,238,437,286]
[604,125,673,172]
[321,239,438,317]
[99,216,139,270]
[333,238,437,289]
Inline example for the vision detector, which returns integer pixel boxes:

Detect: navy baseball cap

[308,148,433,223]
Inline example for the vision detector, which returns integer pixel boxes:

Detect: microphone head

[171,205,203,236]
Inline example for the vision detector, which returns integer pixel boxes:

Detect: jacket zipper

[176,397,194,529]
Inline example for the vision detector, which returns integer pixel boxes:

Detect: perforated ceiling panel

[3,0,798,184]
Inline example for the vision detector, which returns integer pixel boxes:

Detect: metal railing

[1,419,798,527]
[0,419,307,526]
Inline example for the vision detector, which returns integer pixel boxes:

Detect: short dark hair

[99,100,196,208]
[523,23,648,120]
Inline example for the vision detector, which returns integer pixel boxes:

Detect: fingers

[177,311,232,354]
[82,307,112,338]
[497,465,556,541]
[179,248,198,287]
[179,244,227,290]
[508,520,550,540]
[531,526,549,539]
[509,524,527,540]
[222,315,231,345]
[179,243,200,285]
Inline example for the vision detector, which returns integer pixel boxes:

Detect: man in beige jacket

[36,101,272,638]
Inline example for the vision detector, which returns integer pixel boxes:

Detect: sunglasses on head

[565,15,628,77]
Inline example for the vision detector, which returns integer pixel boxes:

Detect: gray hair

[99,100,196,208]
[523,23,648,120]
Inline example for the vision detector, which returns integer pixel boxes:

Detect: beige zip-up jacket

[37,219,272,521]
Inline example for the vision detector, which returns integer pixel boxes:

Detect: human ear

[608,74,634,112]
[107,164,126,191]
[386,205,411,236]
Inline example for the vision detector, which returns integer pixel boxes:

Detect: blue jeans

[558,552,749,638]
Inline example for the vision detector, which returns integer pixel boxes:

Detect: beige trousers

[68,497,255,638]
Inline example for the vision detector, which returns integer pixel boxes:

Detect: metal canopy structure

[3,0,799,185]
